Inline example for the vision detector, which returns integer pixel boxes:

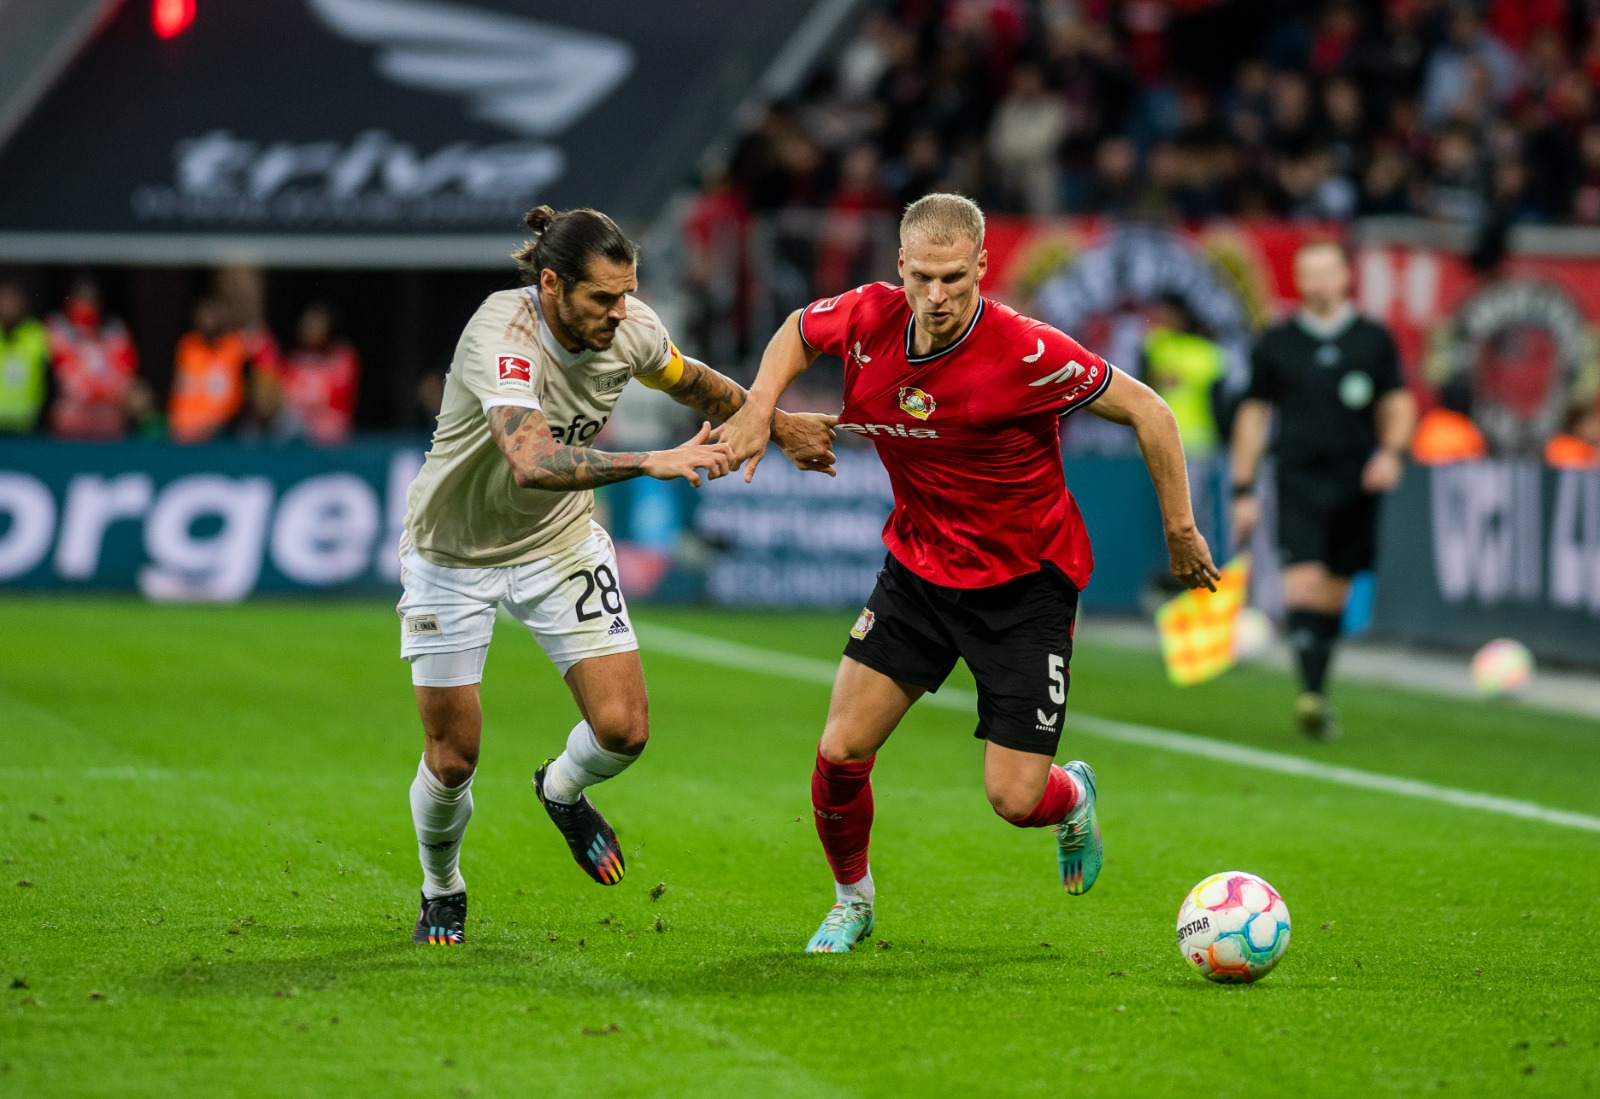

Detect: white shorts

[398,520,638,686]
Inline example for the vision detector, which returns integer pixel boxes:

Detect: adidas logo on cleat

[607,617,630,636]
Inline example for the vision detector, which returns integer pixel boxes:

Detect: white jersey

[403,288,683,568]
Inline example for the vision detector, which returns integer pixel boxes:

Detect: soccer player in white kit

[401,206,837,944]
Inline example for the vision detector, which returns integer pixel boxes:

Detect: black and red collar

[904,299,985,365]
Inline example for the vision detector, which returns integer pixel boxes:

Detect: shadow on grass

[144,937,582,1002]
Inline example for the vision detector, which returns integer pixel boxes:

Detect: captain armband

[637,344,687,391]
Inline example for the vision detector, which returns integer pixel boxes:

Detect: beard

[557,298,619,353]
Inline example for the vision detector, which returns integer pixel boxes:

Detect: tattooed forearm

[668,359,748,423]
[488,405,650,490]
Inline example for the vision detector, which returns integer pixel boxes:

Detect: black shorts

[1275,469,1379,577]
[843,554,1079,755]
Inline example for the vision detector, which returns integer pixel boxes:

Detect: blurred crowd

[0,276,359,445]
[696,0,1600,229]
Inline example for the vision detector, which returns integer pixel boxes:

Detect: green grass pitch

[3,596,1598,1096]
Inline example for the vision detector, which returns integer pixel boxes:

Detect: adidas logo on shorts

[607,617,630,637]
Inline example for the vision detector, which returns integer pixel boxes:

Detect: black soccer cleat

[1295,692,1342,742]
[533,758,625,885]
[412,890,466,946]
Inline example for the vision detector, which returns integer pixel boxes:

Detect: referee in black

[1229,241,1415,740]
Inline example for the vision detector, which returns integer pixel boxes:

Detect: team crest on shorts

[898,386,936,420]
[850,609,876,640]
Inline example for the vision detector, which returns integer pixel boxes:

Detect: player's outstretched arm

[487,406,733,489]
[715,310,822,482]
[1089,369,1221,591]
[663,357,838,476]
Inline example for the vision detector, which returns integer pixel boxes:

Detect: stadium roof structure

[0,0,866,268]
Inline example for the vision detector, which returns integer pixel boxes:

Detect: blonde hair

[1294,238,1348,264]
[900,192,985,251]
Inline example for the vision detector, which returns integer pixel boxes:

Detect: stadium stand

[703,0,1599,226]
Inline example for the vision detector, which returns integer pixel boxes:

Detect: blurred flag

[1155,556,1251,687]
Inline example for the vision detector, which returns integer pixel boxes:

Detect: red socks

[811,750,875,885]
[814,753,1073,880]
[1002,764,1079,828]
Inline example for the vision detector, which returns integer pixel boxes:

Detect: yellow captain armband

[638,344,686,390]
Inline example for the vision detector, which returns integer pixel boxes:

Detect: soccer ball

[1176,871,1291,983]
[1471,638,1533,699]
[1232,606,1274,662]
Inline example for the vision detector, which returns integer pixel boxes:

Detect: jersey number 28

[567,565,623,622]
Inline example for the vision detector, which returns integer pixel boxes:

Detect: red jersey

[46,310,138,440]
[282,343,359,445]
[800,281,1114,590]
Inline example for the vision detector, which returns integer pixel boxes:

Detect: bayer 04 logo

[1176,871,1291,983]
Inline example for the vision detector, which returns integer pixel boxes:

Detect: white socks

[836,869,875,907]
[540,721,638,804]
[410,756,473,898]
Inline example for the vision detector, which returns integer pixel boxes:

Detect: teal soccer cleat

[1054,761,1102,895]
[804,900,875,953]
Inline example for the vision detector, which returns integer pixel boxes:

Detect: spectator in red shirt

[45,276,139,441]
[277,303,359,446]
[815,144,896,296]
[1309,3,1360,78]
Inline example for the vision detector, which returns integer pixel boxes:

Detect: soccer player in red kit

[718,194,1220,953]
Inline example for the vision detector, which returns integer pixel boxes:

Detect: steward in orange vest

[1411,376,1487,465]
[169,297,273,444]
[1545,401,1600,469]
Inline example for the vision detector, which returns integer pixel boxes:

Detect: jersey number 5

[1047,654,1066,705]
[567,565,623,622]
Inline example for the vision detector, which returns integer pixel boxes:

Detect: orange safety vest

[1545,433,1600,469]
[169,331,249,444]
[1410,408,1488,465]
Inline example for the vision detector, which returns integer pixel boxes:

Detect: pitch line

[639,621,1600,835]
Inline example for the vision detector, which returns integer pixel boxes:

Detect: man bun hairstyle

[900,192,985,251]
[513,205,639,287]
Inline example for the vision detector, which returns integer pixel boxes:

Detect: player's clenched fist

[642,421,735,487]
[772,411,839,478]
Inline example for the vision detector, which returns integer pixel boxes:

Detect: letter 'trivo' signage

[0,0,825,253]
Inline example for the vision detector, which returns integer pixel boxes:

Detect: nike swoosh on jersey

[309,0,633,138]
[1022,338,1045,363]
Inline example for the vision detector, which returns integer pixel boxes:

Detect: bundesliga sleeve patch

[497,355,533,391]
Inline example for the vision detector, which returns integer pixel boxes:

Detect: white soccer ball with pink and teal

[1176,871,1291,983]
[1471,638,1534,699]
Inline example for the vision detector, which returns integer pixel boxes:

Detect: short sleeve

[797,284,876,358]
[1369,324,1404,395]
[997,323,1114,420]
[1244,339,1280,402]
[620,296,682,389]
[636,342,686,390]
[460,299,545,415]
